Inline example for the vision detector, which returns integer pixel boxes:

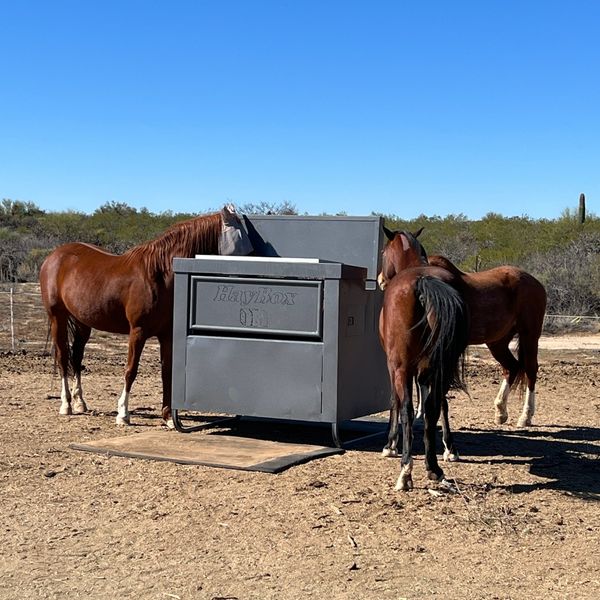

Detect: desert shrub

[524,233,600,318]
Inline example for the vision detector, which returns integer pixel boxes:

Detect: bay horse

[379,229,469,490]
[39,205,253,426]
[378,226,547,429]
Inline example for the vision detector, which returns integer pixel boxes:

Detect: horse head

[219,205,254,256]
[378,226,428,290]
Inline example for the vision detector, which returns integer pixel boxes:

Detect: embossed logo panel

[190,276,322,338]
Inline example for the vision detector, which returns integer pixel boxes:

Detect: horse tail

[414,276,469,396]
[45,315,78,377]
[65,315,79,377]
[512,336,528,392]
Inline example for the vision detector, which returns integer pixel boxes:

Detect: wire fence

[0,284,136,354]
[1,284,599,353]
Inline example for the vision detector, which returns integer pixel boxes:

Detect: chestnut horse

[379,230,469,490]
[39,205,253,426]
[378,227,547,429]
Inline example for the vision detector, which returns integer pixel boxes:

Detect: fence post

[10,287,15,351]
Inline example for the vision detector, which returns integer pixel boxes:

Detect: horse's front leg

[440,395,459,462]
[158,333,174,428]
[116,327,147,426]
[394,372,414,491]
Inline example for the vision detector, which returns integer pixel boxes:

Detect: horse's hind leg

[392,368,415,491]
[487,338,520,424]
[382,384,400,458]
[517,334,540,427]
[49,314,73,416]
[71,322,91,414]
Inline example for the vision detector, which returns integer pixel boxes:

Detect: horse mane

[126,212,222,274]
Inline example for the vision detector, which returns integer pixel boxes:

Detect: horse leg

[71,322,91,414]
[393,369,415,491]
[49,314,73,416]
[423,386,444,482]
[414,372,428,420]
[158,332,174,428]
[517,334,540,427]
[487,339,520,425]
[116,327,147,426]
[440,395,459,462]
[382,379,400,458]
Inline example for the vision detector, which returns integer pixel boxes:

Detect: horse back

[40,242,159,334]
[455,265,546,343]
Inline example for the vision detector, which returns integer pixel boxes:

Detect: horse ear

[383,225,396,241]
[413,227,424,239]
[222,204,239,224]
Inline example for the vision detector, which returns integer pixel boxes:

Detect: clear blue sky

[1,1,598,219]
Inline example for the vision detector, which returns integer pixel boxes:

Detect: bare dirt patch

[1,340,599,600]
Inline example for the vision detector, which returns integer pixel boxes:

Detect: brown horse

[39,205,253,426]
[378,227,547,429]
[379,230,469,490]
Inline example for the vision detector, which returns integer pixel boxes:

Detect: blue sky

[1,1,598,219]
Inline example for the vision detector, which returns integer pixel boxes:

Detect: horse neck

[428,255,464,276]
[394,244,427,271]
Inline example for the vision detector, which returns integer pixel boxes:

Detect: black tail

[46,315,78,377]
[414,276,469,396]
[65,315,79,377]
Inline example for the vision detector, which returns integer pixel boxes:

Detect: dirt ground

[1,334,599,600]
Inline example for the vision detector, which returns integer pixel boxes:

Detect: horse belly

[64,295,131,334]
[468,302,515,345]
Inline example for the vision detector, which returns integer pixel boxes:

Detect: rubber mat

[70,429,343,473]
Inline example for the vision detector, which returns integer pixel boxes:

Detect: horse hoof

[427,470,444,482]
[165,418,175,430]
[438,478,458,493]
[59,405,72,416]
[443,450,460,462]
[517,416,532,427]
[73,401,88,414]
[382,448,399,458]
[495,412,508,425]
[116,415,130,426]
[394,475,413,491]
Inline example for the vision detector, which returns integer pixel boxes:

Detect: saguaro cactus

[579,193,586,224]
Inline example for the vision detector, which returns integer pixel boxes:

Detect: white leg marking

[517,389,535,427]
[394,458,414,491]
[443,447,460,462]
[72,373,88,414]
[116,386,130,426]
[59,376,72,416]
[382,447,399,458]
[494,379,510,424]
[414,383,427,420]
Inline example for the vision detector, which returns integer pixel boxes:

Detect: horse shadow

[174,413,599,498]
[421,423,600,500]
[243,216,279,257]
